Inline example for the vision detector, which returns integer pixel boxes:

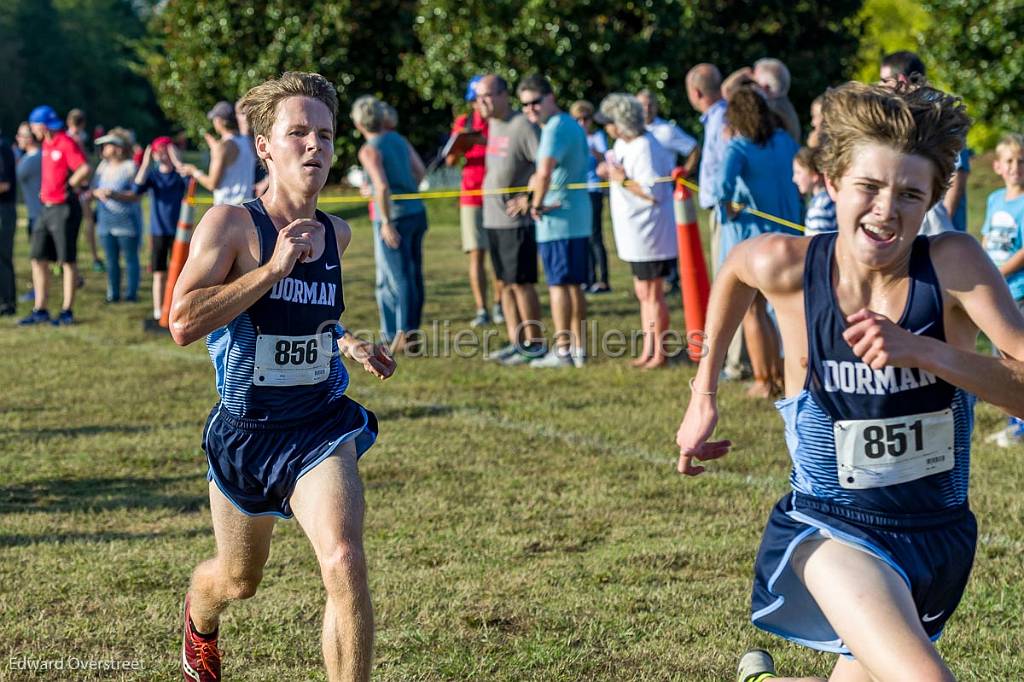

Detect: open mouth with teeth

[860,222,897,244]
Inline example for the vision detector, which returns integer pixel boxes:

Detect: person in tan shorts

[447,77,503,327]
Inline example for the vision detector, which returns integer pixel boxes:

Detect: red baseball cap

[151,136,173,150]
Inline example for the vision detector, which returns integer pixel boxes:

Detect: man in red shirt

[20,105,92,326]
[446,77,503,327]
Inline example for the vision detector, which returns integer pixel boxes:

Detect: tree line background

[1,0,1020,170]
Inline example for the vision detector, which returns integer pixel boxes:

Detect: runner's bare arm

[169,206,317,346]
[676,234,804,474]
[844,232,1024,418]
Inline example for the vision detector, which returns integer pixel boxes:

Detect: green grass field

[1,159,1021,681]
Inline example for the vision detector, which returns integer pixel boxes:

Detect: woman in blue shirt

[715,87,801,398]
[352,96,428,354]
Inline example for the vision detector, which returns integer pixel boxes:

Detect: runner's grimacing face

[827,142,934,270]
[262,96,334,194]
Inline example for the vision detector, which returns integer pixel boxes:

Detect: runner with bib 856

[675,81,1024,682]
[169,72,394,682]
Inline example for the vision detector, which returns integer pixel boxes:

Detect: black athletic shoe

[51,309,74,326]
[18,309,51,326]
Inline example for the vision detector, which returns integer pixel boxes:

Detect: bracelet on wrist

[689,378,716,396]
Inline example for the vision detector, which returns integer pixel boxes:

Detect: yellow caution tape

[191,174,805,233]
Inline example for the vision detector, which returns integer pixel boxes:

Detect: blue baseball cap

[464,75,483,102]
[28,105,63,130]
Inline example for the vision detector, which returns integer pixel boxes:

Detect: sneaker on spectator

[17,308,51,326]
[484,343,518,362]
[0,305,16,317]
[529,347,573,368]
[492,303,505,324]
[51,309,74,326]
[470,308,491,328]
[570,347,586,368]
[92,259,105,273]
[500,342,548,366]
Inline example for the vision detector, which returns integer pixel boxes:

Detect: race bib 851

[834,409,955,490]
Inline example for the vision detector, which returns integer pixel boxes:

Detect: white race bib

[834,409,955,490]
[253,333,332,387]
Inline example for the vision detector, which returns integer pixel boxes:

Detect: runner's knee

[219,565,263,600]
[319,541,367,592]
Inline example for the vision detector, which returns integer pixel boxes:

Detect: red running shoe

[181,595,221,681]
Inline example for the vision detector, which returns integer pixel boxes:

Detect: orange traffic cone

[159,178,197,329]
[672,168,711,361]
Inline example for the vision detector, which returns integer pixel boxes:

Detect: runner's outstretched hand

[347,340,396,380]
[676,393,731,476]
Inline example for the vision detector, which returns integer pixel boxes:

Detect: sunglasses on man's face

[521,98,544,108]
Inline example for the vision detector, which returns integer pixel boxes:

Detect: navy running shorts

[538,236,589,286]
[201,396,378,518]
[750,492,976,656]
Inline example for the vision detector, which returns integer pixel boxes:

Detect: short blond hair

[239,72,338,144]
[818,81,969,206]
[569,100,594,119]
[995,133,1024,158]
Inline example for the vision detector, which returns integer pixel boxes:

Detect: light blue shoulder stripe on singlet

[327,324,349,400]
[776,388,974,507]
[206,311,258,415]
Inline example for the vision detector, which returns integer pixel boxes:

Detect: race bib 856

[253,333,332,387]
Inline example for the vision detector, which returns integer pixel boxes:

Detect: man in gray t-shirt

[482,112,538,229]
[476,74,545,364]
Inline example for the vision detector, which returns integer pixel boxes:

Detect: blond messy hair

[239,72,339,146]
[818,82,969,206]
[995,133,1024,158]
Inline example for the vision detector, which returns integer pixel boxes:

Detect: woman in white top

[181,101,256,206]
[596,93,678,369]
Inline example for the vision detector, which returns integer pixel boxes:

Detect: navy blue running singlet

[775,233,974,514]
[206,199,350,422]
